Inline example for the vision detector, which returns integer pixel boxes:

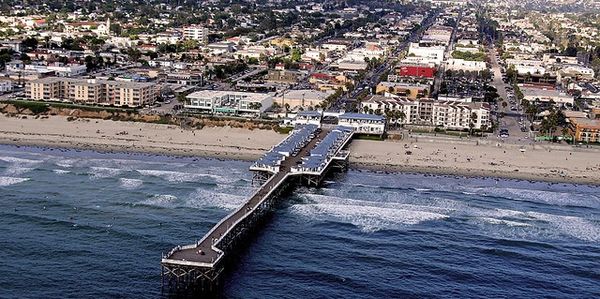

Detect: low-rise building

[376,81,430,99]
[276,89,334,109]
[292,110,322,126]
[338,113,386,135]
[520,85,574,105]
[185,90,272,115]
[445,59,486,72]
[0,79,13,92]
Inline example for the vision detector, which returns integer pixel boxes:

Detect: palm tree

[469,112,478,136]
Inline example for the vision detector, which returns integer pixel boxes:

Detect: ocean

[0,144,599,298]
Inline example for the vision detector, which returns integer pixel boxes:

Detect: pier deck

[161,125,353,294]
[164,129,329,266]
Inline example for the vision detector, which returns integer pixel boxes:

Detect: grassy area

[451,50,486,62]
[274,126,294,134]
[1,99,137,113]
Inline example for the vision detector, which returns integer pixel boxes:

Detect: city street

[488,46,532,143]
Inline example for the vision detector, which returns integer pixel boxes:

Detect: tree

[21,37,38,50]
[469,112,478,136]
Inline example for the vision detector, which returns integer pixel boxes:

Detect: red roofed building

[397,64,436,78]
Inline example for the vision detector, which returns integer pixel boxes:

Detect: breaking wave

[0,176,30,187]
[136,169,233,184]
[89,167,125,179]
[291,193,448,232]
[119,178,143,190]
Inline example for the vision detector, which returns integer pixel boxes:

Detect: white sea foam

[186,189,247,210]
[0,156,42,164]
[141,194,178,207]
[477,217,531,227]
[526,212,600,243]
[119,178,143,189]
[292,193,448,232]
[53,169,70,174]
[89,167,124,178]
[291,203,447,232]
[54,159,77,168]
[136,169,231,183]
[0,176,30,186]
[4,166,34,176]
[463,186,600,209]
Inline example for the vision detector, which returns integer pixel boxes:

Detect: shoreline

[1,114,599,187]
[351,162,599,186]
[2,139,599,187]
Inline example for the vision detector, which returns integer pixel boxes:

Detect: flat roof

[339,113,386,121]
[187,90,271,101]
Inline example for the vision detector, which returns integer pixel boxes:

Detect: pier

[161,124,355,295]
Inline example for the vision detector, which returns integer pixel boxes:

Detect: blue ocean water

[0,144,599,298]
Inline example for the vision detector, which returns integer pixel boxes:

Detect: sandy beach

[0,114,283,160]
[1,114,599,185]
[350,137,600,185]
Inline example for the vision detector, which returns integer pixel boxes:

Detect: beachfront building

[25,77,158,107]
[361,95,491,130]
[568,117,600,143]
[338,113,386,135]
[292,110,323,126]
[185,90,273,116]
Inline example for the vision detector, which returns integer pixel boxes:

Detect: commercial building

[338,113,386,135]
[292,110,323,126]
[185,90,273,115]
[276,89,334,109]
[407,43,446,65]
[183,25,209,45]
[569,117,600,143]
[376,82,430,99]
[519,85,574,105]
[393,63,436,79]
[25,77,157,107]
[445,59,487,72]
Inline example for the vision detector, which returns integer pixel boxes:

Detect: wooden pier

[161,125,354,296]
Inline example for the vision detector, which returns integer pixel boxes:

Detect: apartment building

[361,95,491,130]
[25,77,157,107]
[182,25,209,45]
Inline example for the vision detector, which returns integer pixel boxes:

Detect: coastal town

[0,0,599,185]
[1,1,600,298]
